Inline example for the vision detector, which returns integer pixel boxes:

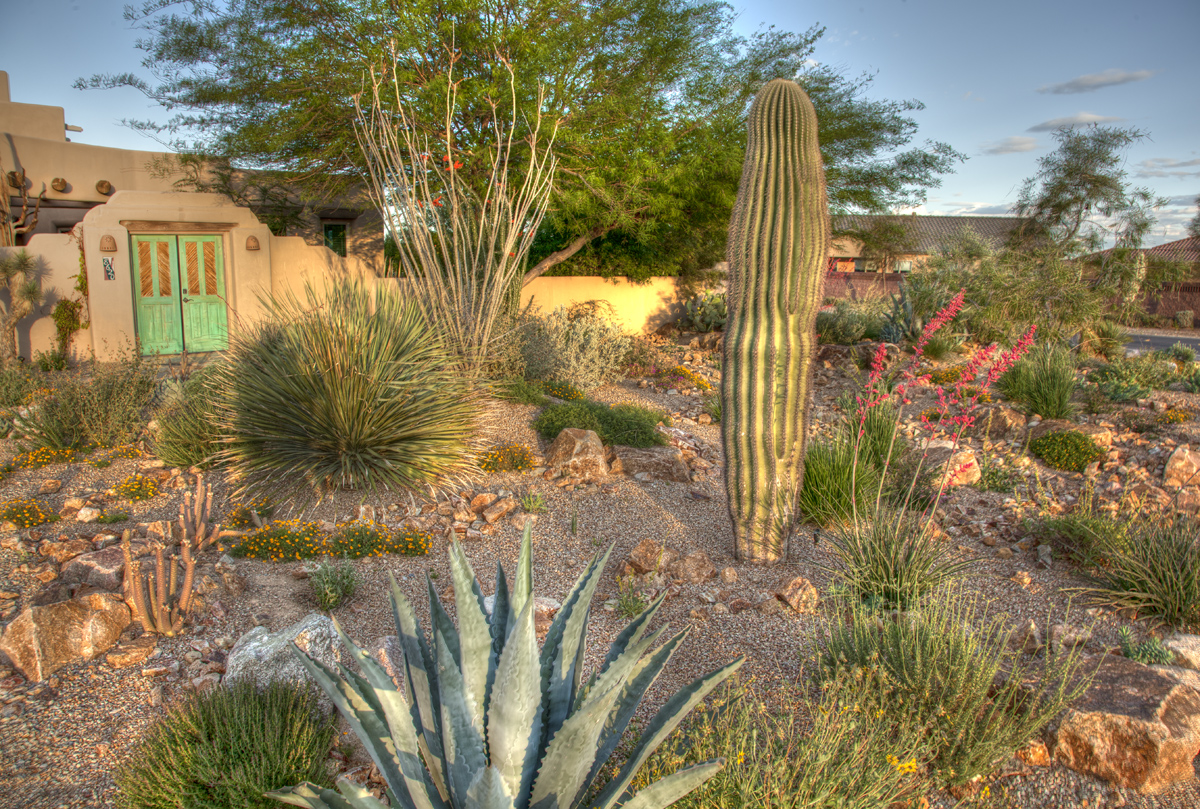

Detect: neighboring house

[1145,236,1200,270]
[0,70,381,362]
[828,214,1025,273]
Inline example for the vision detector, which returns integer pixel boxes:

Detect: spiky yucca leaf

[271,525,742,809]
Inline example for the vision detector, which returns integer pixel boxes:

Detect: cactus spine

[721,79,829,563]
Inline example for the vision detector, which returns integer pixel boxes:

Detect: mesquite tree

[721,79,830,564]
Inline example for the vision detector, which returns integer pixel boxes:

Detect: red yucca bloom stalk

[850,290,1036,521]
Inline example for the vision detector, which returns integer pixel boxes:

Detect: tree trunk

[522,226,614,286]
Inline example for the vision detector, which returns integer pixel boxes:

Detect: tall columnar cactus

[721,79,830,564]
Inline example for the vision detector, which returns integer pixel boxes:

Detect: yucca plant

[271,527,743,809]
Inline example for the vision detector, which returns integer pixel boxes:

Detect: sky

[3,0,1198,246]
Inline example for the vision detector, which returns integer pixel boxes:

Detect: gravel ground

[0,343,1197,808]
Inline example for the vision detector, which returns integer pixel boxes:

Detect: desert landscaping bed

[0,339,1198,809]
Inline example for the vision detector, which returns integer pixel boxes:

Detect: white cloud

[1037,69,1156,95]
[981,136,1038,155]
[1027,112,1126,132]
[929,203,1014,217]
[1136,158,1200,179]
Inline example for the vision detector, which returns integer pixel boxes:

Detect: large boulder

[60,546,127,591]
[1050,654,1200,793]
[39,537,95,564]
[544,428,608,480]
[224,614,341,711]
[609,446,691,482]
[1164,633,1200,671]
[0,593,131,681]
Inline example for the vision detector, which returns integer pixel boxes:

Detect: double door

[132,234,229,355]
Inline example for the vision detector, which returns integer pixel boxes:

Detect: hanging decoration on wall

[245,235,260,251]
[99,235,117,252]
[102,257,116,281]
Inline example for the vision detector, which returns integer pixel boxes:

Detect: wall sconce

[95,180,114,195]
[99,235,118,252]
[245,235,261,251]
[51,178,68,192]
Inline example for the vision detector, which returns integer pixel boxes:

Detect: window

[896,260,913,273]
[323,223,347,257]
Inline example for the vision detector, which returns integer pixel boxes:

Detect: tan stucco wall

[521,276,684,334]
[0,233,90,362]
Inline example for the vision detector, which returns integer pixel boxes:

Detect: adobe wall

[520,276,686,334]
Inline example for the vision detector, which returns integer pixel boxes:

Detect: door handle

[182,297,192,303]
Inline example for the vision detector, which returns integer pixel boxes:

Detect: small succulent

[271,527,742,809]
[680,292,727,333]
[1117,626,1175,666]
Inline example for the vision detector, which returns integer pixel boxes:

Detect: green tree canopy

[82,0,963,282]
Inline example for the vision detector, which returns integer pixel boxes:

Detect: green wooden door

[178,235,229,351]
[132,235,184,355]
[132,234,229,355]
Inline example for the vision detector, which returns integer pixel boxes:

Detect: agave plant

[270,526,742,809]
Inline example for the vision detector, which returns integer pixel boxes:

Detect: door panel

[132,235,184,355]
[178,235,229,351]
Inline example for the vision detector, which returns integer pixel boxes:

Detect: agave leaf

[597,592,667,677]
[486,598,543,805]
[390,576,447,797]
[583,630,688,795]
[575,625,669,715]
[436,625,488,806]
[288,646,412,804]
[429,576,463,671]
[491,561,512,647]
[509,523,534,636]
[266,780,359,809]
[614,761,725,809]
[540,544,613,747]
[591,657,744,809]
[330,777,394,809]
[465,766,517,809]
[528,680,624,809]
[332,621,448,809]
[449,541,493,731]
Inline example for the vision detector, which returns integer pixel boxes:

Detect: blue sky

[4,0,1198,245]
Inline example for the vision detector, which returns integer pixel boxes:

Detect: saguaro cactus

[721,79,830,564]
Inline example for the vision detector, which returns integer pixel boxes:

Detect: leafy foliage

[521,307,632,392]
[492,377,550,406]
[1029,430,1105,473]
[679,292,727,332]
[308,559,358,611]
[533,399,668,448]
[212,281,477,500]
[115,679,336,809]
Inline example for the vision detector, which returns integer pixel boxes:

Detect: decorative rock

[1051,654,1200,793]
[76,506,102,524]
[665,552,716,584]
[609,446,691,482]
[214,555,246,595]
[1049,623,1091,653]
[776,576,820,614]
[509,513,538,531]
[719,566,738,584]
[470,493,498,513]
[544,428,608,480]
[756,597,783,616]
[1036,544,1054,569]
[1163,444,1200,489]
[626,539,677,574]
[1017,739,1052,768]
[995,547,1014,560]
[0,593,132,680]
[1175,487,1200,513]
[39,538,93,564]
[1164,634,1200,671]
[976,405,1027,439]
[37,479,62,495]
[357,504,376,523]
[106,635,158,668]
[60,546,126,590]
[1008,619,1042,655]
[225,614,341,711]
[1011,571,1032,587]
[481,497,519,525]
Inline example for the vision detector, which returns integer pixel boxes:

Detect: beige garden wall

[520,276,685,334]
[0,233,90,363]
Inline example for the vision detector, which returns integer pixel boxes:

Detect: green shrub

[1085,320,1129,362]
[1117,626,1174,665]
[230,518,432,561]
[621,335,669,378]
[1029,430,1105,473]
[1083,518,1200,628]
[478,442,537,472]
[491,376,549,406]
[823,509,970,609]
[0,362,41,408]
[14,353,157,451]
[0,498,59,528]
[1090,353,1177,393]
[97,509,131,525]
[228,519,326,561]
[211,281,477,499]
[820,590,1093,787]
[153,368,220,469]
[921,330,959,361]
[1038,484,1133,567]
[927,364,967,385]
[520,305,631,391]
[998,343,1077,419]
[541,379,586,401]
[701,392,721,422]
[797,438,881,527]
[1168,341,1196,365]
[816,303,874,345]
[308,559,358,610]
[533,399,668,447]
[114,474,161,502]
[115,678,336,809]
[623,676,926,809]
[11,446,79,468]
[975,452,1017,493]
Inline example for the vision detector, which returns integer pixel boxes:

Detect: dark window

[323,223,347,257]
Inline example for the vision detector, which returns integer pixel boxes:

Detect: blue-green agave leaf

[615,761,725,809]
[528,680,623,809]
[449,541,493,732]
[509,523,534,636]
[465,766,517,809]
[390,576,447,797]
[436,625,488,806]
[266,781,358,809]
[486,598,543,805]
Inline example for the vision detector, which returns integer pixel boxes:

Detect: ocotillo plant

[721,79,830,564]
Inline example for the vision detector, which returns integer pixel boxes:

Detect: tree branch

[523,225,614,285]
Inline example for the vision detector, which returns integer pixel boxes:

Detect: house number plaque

[102,257,116,280]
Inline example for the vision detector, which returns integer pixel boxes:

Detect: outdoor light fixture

[245,235,261,250]
[99,235,118,252]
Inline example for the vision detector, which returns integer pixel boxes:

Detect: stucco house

[828,214,1025,273]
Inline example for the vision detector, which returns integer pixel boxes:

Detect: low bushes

[521,305,631,391]
[308,559,358,610]
[0,498,59,528]
[115,679,336,809]
[1029,430,1105,473]
[114,474,160,502]
[153,368,220,469]
[533,399,668,447]
[1083,517,1200,628]
[477,442,537,473]
[229,519,431,561]
[997,343,1077,419]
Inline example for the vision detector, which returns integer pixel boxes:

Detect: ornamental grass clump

[0,497,59,528]
[1029,430,1105,473]
[1082,517,1200,628]
[114,473,160,502]
[268,528,742,809]
[997,342,1077,419]
[820,589,1093,788]
[212,281,478,501]
[478,442,537,473]
[115,678,336,809]
[153,367,220,469]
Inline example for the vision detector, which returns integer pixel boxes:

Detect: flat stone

[974,405,1027,439]
[544,428,608,480]
[776,576,820,614]
[60,546,127,591]
[225,614,341,712]
[1051,654,1200,793]
[106,635,158,668]
[481,497,518,525]
[608,446,691,483]
[0,593,131,681]
[664,551,716,584]
[39,538,93,564]
[37,479,62,495]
